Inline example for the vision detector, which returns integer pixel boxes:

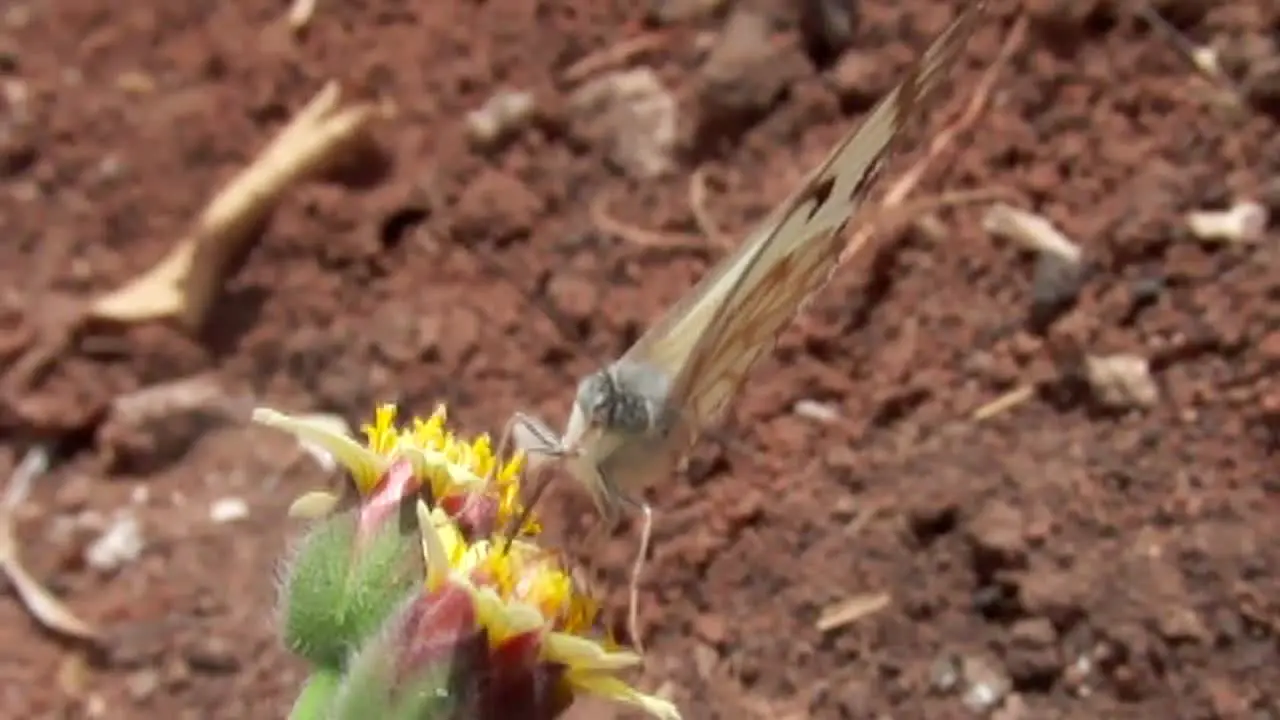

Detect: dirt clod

[695,9,809,142]
[1003,617,1062,686]
[967,499,1029,575]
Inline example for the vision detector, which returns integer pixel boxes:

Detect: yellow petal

[397,446,485,491]
[287,490,341,519]
[362,404,400,455]
[565,671,681,720]
[470,586,544,642]
[253,408,387,491]
[417,501,451,590]
[544,633,642,671]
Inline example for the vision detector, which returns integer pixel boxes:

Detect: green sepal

[279,510,423,669]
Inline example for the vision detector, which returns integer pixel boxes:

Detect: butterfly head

[571,369,623,439]
[569,365,659,442]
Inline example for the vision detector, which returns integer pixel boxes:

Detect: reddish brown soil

[2,0,1279,718]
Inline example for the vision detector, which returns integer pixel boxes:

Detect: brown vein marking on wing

[668,2,988,444]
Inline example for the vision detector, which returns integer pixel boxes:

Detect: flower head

[262,402,679,720]
[416,504,679,720]
[253,404,538,538]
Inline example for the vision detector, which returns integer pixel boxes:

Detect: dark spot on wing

[800,174,836,222]
[847,155,887,205]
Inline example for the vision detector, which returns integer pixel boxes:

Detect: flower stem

[289,668,344,720]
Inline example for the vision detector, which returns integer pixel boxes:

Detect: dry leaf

[89,82,382,331]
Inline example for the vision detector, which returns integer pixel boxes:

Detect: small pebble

[184,636,240,673]
[85,513,144,573]
[961,654,1013,713]
[930,653,963,692]
[209,497,249,524]
[793,399,841,423]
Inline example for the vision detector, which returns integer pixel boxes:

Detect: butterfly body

[565,359,680,519]
[517,3,987,508]
[507,2,989,646]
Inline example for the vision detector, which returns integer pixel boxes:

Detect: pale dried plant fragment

[1082,353,1159,409]
[1190,46,1224,80]
[287,0,317,31]
[568,68,677,179]
[98,374,250,471]
[1,447,101,641]
[466,89,537,149]
[1185,201,1268,244]
[982,203,1082,264]
[108,374,237,426]
[90,82,384,330]
[982,203,1087,320]
[816,591,891,632]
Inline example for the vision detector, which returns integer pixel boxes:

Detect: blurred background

[0,0,1278,717]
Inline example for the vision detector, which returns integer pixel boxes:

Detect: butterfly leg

[499,412,576,549]
[455,412,522,528]
[462,411,562,537]
[489,411,564,484]
[626,497,653,655]
[598,484,652,655]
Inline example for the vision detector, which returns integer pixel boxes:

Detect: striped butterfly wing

[630,4,987,454]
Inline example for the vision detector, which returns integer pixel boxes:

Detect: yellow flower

[253,404,537,535]
[418,504,680,720]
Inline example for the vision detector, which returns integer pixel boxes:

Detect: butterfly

[503,3,988,647]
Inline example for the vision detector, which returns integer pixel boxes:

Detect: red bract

[439,492,501,540]
[394,582,571,720]
[357,458,423,544]
[396,583,480,678]
[475,630,571,720]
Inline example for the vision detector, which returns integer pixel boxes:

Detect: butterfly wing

[624,3,986,453]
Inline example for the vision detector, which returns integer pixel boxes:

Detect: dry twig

[858,14,1028,215]
[90,81,383,331]
[971,384,1036,421]
[595,187,1014,252]
[688,166,724,244]
[1,447,100,642]
[815,591,891,632]
[561,30,674,85]
[1136,3,1245,105]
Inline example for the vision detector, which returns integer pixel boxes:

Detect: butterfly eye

[605,394,653,434]
[576,372,616,425]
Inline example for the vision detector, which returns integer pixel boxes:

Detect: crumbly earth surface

[1,0,1278,718]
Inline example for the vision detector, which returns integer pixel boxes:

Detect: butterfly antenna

[451,416,515,536]
[501,465,556,553]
